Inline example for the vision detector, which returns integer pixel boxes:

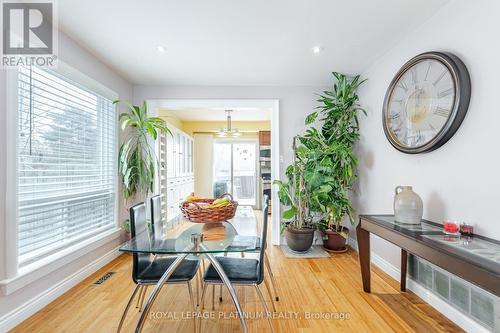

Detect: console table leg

[401,249,407,292]
[356,224,371,293]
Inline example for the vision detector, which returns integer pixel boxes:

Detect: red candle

[443,220,459,234]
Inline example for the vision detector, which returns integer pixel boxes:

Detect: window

[16,66,117,266]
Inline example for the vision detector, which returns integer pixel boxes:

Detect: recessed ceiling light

[312,46,322,54]
[156,45,166,53]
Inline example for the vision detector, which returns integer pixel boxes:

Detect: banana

[185,194,200,202]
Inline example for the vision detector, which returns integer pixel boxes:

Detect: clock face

[382,52,471,154]
[386,59,455,148]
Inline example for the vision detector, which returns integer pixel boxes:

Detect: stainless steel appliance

[259,145,271,161]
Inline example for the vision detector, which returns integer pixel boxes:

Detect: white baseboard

[347,237,490,333]
[0,246,122,333]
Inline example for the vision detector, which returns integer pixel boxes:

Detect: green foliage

[274,72,366,233]
[122,219,131,233]
[273,136,314,231]
[311,72,366,231]
[115,100,171,199]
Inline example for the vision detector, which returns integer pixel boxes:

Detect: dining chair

[116,202,200,333]
[200,204,275,332]
[150,194,203,306]
[217,195,280,305]
[261,194,279,302]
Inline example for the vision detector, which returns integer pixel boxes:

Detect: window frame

[1,61,120,295]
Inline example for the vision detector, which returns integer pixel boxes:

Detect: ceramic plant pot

[285,227,314,252]
[394,186,423,224]
[322,227,349,251]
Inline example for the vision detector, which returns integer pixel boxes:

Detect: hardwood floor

[11,218,463,333]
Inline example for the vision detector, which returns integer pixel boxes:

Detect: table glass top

[422,234,500,265]
[119,206,260,255]
[373,215,443,232]
[361,215,500,274]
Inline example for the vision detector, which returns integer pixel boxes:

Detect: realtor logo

[1,0,57,67]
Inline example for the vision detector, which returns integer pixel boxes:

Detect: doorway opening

[213,140,258,207]
[148,99,280,245]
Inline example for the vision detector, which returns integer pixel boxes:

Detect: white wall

[193,134,214,197]
[355,0,500,267]
[0,31,132,330]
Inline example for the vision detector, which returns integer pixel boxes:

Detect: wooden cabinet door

[259,131,271,145]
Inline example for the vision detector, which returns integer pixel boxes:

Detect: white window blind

[17,66,117,265]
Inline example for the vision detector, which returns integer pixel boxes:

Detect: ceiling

[153,99,273,121]
[58,0,449,86]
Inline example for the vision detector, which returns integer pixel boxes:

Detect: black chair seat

[137,257,199,283]
[204,257,260,284]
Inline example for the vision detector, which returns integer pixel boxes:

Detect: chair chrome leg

[198,283,208,333]
[187,281,197,333]
[264,252,279,301]
[255,285,275,333]
[263,277,276,312]
[134,253,189,333]
[138,285,148,312]
[196,269,201,306]
[220,252,227,302]
[203,250,248,333]
[117,284,141,333]
[135,285,144,309]
[200,283,208,310]
[211,284,215,310]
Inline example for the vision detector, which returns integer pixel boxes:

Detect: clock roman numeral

[411,67,418,85]
[434,107,450,117]
[424,62,432,81]
[390,113,400,120]
[438,87,454,98]
[397,80,409,92]
[433,70,447,86]
[428,123,437,134]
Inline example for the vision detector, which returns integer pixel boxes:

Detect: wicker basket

[180,193,238,223]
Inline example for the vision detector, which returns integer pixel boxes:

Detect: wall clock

[382,51,471,154]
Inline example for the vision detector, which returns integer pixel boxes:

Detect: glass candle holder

[443,219,459,235]
[460,223,474,236]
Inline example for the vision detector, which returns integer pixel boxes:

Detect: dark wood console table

[356,215,500,296]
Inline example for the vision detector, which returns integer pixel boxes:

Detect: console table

[356,215,500,296]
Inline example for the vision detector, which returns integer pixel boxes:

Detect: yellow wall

[157,109,270,137]
[183,121,270,137]
[158,110,186,131]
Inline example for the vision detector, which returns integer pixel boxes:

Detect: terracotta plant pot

[322,226,349,251]
[285,227,315,252]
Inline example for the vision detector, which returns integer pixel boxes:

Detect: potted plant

[114,100,170,233]
[274,136,316,252]
[122,219,131,240]
[303,72,366,251]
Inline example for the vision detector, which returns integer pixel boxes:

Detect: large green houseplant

[114,100,170,235]
[275,72,366,252]
[305,72,366,251]
[274,136,316,252]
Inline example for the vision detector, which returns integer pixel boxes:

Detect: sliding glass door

[213,140,257,206]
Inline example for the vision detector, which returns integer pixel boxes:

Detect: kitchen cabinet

[158,124,194,227]
[259,131,271,146]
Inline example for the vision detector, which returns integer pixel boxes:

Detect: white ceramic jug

[394,186,423,224]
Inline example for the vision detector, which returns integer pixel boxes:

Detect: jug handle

[395,186,404,195]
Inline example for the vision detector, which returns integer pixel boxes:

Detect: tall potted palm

[305,72,366,251]
[114,100,170,235]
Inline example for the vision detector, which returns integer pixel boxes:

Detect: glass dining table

[119,206,259,333]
